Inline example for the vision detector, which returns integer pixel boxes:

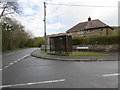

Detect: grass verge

[40,51,110,56]
[40,51,55,54]
[69,52,110,56]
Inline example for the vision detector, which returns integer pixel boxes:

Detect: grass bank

[40,51,110,56]
[69,52,109,56]
[40,51,55,54]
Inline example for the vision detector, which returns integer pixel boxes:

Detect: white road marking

[103,73,120,77]
[0,79,65,88]
[13,61,17,63]
[9,63,13,65]
[0,54,30,71]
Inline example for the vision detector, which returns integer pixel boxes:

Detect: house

[66,17,114,37]
[111,26,119,35]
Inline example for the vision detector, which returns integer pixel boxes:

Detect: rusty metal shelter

[49,35,72,54]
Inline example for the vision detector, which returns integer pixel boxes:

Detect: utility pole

[44,2,47,52]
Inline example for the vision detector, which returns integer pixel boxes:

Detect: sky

[7,0,119,37]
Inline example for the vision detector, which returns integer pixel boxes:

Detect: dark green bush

[72,37,80,45]
[72,35,119,45]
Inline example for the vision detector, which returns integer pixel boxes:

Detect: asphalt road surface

[2,48,118,88]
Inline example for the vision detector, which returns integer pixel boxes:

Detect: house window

[86,29,94,33]
[100,28,104,32]
[78,31,83,34]
[70,33,72,35]
[89,29,94,32]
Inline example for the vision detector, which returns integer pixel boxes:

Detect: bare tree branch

[3,11,15,16]
[0,1,20,18]
[0,4,7,18]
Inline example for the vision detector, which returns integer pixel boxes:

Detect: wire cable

[46,3,118,8]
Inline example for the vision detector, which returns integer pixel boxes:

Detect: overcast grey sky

[7,0,119,37]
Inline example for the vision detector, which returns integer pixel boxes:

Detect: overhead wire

[46,3,118,8]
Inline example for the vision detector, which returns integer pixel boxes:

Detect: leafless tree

[0,0,20,18]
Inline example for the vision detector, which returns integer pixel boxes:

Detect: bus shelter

[49,35,72,55]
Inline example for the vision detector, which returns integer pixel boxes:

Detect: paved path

[31,49,118,61]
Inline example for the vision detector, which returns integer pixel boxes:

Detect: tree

[0,0,21,18]
[2,17,30,51]
[33,37,45,47]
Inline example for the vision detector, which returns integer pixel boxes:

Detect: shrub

[72,37,80,45]
[72,35,119,45]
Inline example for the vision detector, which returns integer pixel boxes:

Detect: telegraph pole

[44,2,47,52]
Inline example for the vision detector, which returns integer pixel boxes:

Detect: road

[2,48,118,88]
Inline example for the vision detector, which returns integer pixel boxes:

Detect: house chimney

[88,17,91,21]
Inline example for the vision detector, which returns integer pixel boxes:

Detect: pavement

[30,49,118,61]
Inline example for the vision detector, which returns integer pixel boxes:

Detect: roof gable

[67,21,87,32]
[85,19,108,29]
[67,19,110,33]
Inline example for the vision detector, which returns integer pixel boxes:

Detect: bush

[72,35,119,45]
[72,37,80,45]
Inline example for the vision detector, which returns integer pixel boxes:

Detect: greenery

[69,52,109,56]
[1,17,45,52]
[0,2,45,52]
[30,37,45,47]
[40,51,109,56]
[72,35,119,45]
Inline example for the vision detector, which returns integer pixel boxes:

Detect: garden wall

[73,44,118,52]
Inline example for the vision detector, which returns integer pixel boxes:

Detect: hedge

[72,35,119,45]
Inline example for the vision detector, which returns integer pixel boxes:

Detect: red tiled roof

[67,19,110,33]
